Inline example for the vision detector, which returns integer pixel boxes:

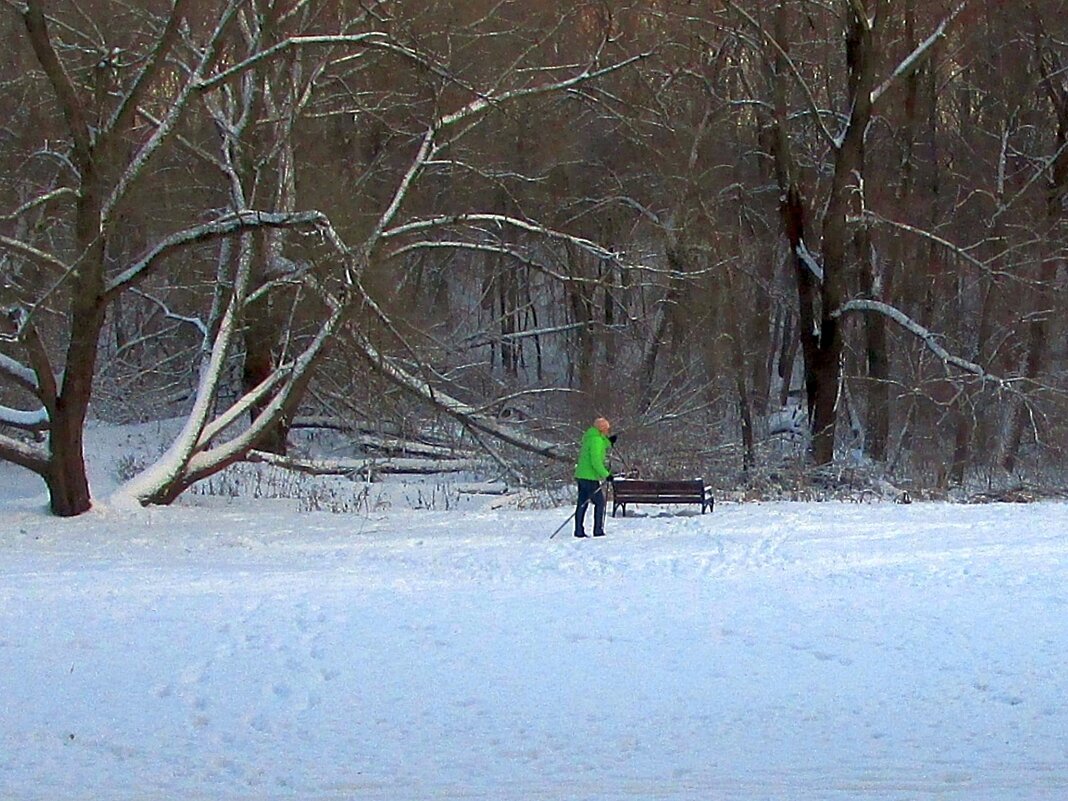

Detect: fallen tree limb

[246,449,481,477]
[356,333,571,462]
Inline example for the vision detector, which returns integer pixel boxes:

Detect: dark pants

[575,478,606,537]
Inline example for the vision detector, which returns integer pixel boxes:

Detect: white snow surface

[2,432,1068,800]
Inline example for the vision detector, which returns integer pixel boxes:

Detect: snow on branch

[383,213,619,262]
[104,210,326,299]
[0,430,48,474]
[0,352,38,392]
[364,52,649,250]
[366,128,436,248]
[386,240,581,284]
[131,289,209,338]
[0,234,68,274]
[871,1,970,108]
[355,331,570,463]
[21,1,92,169]
[435,52,651,129]
[857,211,990,274]
[834,299,1006,386]
[99,0,190,144]
[101,0,244,224]
[796,239,825,283]
[245,450,480,478]
[462,321,597,350]
[0,404,48,431]
[0,187,78,222]
[346,433,475,461]
[193,368,292,453]
[195,33,408,92]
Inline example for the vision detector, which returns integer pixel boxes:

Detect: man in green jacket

[574,416,614,538]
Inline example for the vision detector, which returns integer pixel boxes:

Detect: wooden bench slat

[610,479,714,517]
[614,481,702,491]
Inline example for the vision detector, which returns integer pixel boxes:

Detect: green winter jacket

[574,426,611,480]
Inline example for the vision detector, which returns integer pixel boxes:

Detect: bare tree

[725,0,973,466]
[0,1,297,515]
[112,1,652,505]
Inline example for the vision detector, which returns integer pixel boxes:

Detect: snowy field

[2,443,1068,800]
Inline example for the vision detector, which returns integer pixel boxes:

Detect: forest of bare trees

[1,0,1065,516]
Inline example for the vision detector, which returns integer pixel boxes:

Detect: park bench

[610,478,714,517]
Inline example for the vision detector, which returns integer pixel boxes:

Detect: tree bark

[809,2,879,465]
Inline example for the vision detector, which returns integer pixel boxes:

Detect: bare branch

[991,136,1068,225]
[102,0,245,224]
[0,430,48,474]
[0,188,78,222]
[383,213,618,261]
[245,450,480,477]
[22,0,92,169]
[436,52,651,128]
[723,0,839,151]
[195,33,406,92]
[0,353,38,393]
[0,235,68,274]
[871,1,970,107]
[130,289,209,338]
[0,404,48,431]
[834,299,1006,386]
[354,328,570,463]
[102,0,192,141]
[104,210,326,299]
[857,211,990,273]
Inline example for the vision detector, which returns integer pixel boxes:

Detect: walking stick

[549,479,607,539]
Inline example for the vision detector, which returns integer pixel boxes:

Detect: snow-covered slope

[2,456,1067,800]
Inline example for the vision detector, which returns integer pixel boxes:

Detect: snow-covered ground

[2,435,1067,800]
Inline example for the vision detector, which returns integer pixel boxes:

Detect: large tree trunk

[46,392,94,517]
[242,245,288,456]
[16,0,196,515]
[46,166,110,515]
[810,3,878,465]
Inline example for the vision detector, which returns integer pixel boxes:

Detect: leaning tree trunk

[242,283,288,455]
